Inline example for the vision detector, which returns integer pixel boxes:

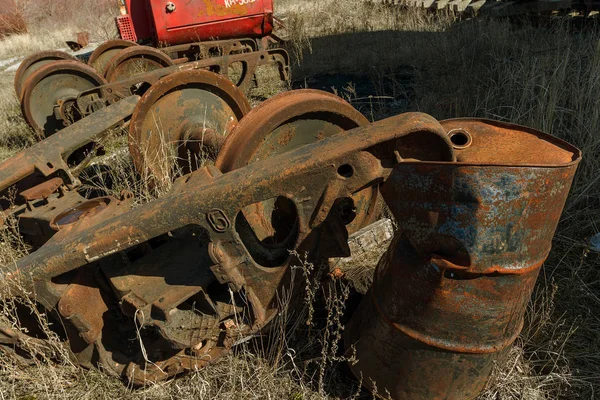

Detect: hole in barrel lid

[448,129,472,149]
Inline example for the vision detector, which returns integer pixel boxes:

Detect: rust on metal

[19,177,64,202]
[0,96,139,248]
[20,60,108,138]
[129,69,251,185]
[0,91,456,385]
[0,85,581,398]
[87,39,139,77]
[215,89,378,237]
[19,46,289,137]
[104,45,176,83]
[14,50,78,100]
[344,118,581,400]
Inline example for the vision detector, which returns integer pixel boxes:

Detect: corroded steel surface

[19,47,289,137]
[0,86,580,395]
[129,69,251,185]
[161,38,259,60]
[20,60,108,138]
[345,118,581,400]
[0,97,139,247]
[14,50,78,100]
[87,39,139,77]
[216,89,378,236]
[98,46,289,95]
[1,98,454,385]
[104,45,175,82]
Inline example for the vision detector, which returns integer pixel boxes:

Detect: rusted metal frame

[8,113,448,329]
[0,96,139,194]
[76,48,289,113]
[159,38,259,59]
[0,97,139,246]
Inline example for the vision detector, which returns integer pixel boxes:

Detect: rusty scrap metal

[20,47,289,138]
[14,50,78,101]
[214,89,377,236]
[0,96,139,247]
[129,69,251,185]
[0,87,581,398]
[1,95,455,385]
[345,118,581,400]
[21,60,108,138]
[87,39,139,77]
[104,45,175,83]
[83,46,289,99]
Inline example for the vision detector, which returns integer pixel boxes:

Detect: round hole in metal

[448,129,472,149]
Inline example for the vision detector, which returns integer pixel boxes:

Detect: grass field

[0,0,599,399]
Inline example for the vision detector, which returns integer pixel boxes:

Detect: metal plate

[20,60,107,138]
[129,69,250,186]
[104,45,174,83]
[87,39,138,77]
[215,89,376,236]
[14,50,77,100]
[147,0,274,46]
[50,197,114,231]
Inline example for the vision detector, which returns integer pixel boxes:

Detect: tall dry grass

[280,2,600,398]
[0,0,599,399]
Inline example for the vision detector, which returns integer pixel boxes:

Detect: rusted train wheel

[21,60,107,138]
[88,39,138,77]
[14,50,78,100]
[129,69,250,186]
[215,89,378,237]
[104,45,174,82]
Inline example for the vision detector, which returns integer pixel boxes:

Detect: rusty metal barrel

[345,119,581,399]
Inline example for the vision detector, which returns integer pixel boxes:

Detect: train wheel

[104,46,174,83]
[215,89,378,238]
[129,69,250,187]
[21,60,107,138]
[14,50,78,100]
[88,39,138,77]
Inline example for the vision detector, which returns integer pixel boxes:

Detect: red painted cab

[146,0,274,46]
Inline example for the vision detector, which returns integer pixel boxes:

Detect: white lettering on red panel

[224,0,257,8]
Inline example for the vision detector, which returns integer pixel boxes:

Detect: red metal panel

[125,0,154,42]
[148,0,274,45]
[116,15,138,42]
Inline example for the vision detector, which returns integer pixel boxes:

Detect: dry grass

[0,73,34,161]
[0,0,599,399]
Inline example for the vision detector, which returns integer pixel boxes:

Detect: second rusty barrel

[345,119,581,399]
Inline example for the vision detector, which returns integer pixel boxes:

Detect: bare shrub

[0,1,27,39]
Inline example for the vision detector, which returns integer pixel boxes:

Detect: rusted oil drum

[345,119,582,400]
